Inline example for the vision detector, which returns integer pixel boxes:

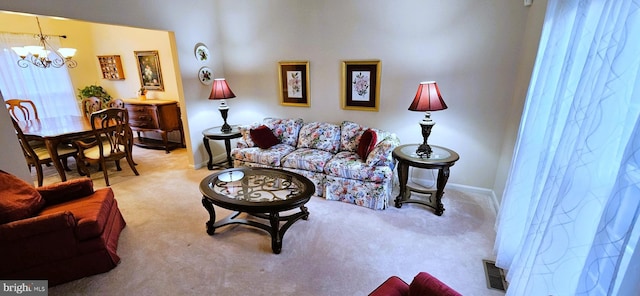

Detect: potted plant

[77,84,112,106]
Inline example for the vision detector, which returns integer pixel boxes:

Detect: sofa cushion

[324,151,393,182]
[232,144,296,167]
[340,121,368,152]
[250,125,280,149]
[263,118,303,147]
[408,272,462,296]
[296,122,341,153]
[281,148,334,173]
[0,170,45,224]
[357,128,377,160]
[39,188,115,241]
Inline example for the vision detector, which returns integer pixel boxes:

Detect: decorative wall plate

[194,43,209,62]
[198,66,213,85]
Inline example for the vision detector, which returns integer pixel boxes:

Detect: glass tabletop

[393,144,460,165]
[399,144,451,160]
[202,125,240,136]
[205,168,311,203]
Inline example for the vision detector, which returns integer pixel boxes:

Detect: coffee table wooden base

[202,198,309,254]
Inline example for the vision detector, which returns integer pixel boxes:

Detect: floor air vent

[483,259,507,292]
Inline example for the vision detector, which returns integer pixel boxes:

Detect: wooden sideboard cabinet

[123,99,185,153]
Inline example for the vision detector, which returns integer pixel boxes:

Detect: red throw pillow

[357,129,377,160]
[250,125,280,149]
[0,170,45,224]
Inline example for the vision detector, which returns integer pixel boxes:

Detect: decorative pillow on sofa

[357,129,377,160]
[250,125,280,149]
[263,117,304,146]
[0,170,45,224]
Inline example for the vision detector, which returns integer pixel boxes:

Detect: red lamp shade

[408,81,447,112]
[209,78,236,100]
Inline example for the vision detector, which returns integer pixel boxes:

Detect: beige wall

[493,0,548,203]
[0,0,546,201]
[0,13,179,101]
[214,0,537,195]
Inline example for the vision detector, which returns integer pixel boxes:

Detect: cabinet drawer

[126,105,159,129]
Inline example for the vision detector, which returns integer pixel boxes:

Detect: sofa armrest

[37,177,95,205]
[369,276,409,296]
[366,134,401,167]
[409,272,462,296]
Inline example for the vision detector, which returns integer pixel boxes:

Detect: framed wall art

[135,50,164,91]
[341,60,381,111]
[278,61,310,107]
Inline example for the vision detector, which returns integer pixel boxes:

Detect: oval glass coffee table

[200,167,315,254]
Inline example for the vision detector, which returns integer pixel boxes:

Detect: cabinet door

[157,103,181,131]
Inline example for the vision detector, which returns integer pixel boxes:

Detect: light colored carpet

[33,146,504,295]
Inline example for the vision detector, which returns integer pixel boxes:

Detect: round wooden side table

[392,144,459,216]
[202,125,242,170]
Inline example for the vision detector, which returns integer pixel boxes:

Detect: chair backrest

[107,98,125,109]
[5,99,39,121]
[90,108,132,158]
[10,117,40,164]
[81,97,102,119]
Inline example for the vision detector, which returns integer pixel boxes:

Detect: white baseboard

[447,182,499,216]
[193,153,229,170]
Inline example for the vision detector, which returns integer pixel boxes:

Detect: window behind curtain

[0,32,80,118]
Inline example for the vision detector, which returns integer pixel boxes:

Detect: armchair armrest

[366,134,401,168]
[37,178,95,205]
[0,211,76,241]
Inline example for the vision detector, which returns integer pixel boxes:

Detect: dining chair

[6,99,56,166]
[10,118,78,186]
[5,99,39,121]
[106,98,125,108]
[74,108,139,186]
[81,97,102,119]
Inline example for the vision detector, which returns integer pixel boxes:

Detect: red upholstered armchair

[0,170,126,286]
[370,272,462,296]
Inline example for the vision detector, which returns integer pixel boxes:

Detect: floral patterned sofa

[231,118,400,210]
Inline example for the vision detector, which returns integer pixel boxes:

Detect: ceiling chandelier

[11,17,77,69]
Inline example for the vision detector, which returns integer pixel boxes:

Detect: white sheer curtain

[494,0,640,295]
[0,32,80,118]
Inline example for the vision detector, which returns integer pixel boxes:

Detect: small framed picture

[135,50,164,91]
[341,60,381,111]
[278,61,310,107]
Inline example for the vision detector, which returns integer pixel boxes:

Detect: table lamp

[209,78,236,133]
[408,81,448,158]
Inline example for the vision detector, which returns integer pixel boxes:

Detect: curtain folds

[0,32,80,118]
[494,0,640,295]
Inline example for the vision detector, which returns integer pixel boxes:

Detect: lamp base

[220,122,231,133]
[415,143,433,158]
[219,106,231,133]
[416,115,435,158]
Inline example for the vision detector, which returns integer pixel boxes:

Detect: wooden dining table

[17,115,96,182]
